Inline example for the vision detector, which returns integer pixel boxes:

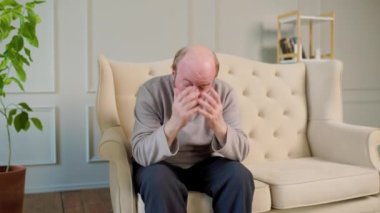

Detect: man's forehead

[178,51,215,72]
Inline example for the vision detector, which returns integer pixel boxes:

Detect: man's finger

[198,99,215,114]
[177,86,195,102]
[209,88,221,104]
[187,106,199,117]
[183,99,198,111]
[181,89,199,104]
[201,92,218,108]
[198,107,212,119]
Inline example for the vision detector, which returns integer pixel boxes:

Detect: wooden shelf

[277,10,335,63]
[279,15,334,24]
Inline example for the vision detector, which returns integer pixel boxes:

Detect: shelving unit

[277,10,335,63]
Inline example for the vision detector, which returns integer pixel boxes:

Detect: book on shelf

[279,36,306,60]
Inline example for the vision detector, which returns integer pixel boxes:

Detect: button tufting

[249,130,255,138]
[291,90,296,95]
[266,90,272,98]
[258,111,264,118]
[283,110,289,116]
[273,130,278,137]
[228,69,234,74]
[242,89,249,96]
[264,153,270,159]
[251,70,257,76]
[274,71,280,77]
[148,69,155,76]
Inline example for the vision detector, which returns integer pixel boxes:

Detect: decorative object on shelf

[277,10,335,63]
[0,0,44,213]
[279,36,306,60]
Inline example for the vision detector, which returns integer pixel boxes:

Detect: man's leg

[133,161,188,213]
[187,157,254,213]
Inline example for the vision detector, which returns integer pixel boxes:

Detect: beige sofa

[96,53,380,213]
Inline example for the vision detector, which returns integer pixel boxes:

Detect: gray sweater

[132,75,249,168]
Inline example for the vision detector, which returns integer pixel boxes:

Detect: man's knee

[136,164,177,191]
[223,161,254,190]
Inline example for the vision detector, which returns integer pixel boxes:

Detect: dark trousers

[133,157,254,213]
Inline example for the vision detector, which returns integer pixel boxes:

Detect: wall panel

[0,107,56,165]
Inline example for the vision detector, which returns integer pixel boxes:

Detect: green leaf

[25,2,36,9]
[20,21,39,47]
[24,48,32,62]
[9,77,24,91]
[25,0,45,9]
[19,102,32,111]
[26,7,41,24]
[0,13,13,41]
[0,89,5,97]
[14,35,24,51]
[0,75,3,89]
[33,0,45,4]
[2,0,18,7]
[19,54,30,66]
[7,108,17,125]
[12,60,26,82]
[24,120,30,131]
[14,111,28,132]
[11,5,22,18]
[31,117,42,130]
[0,58,9,71]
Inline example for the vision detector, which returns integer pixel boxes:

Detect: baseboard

[25,181,109,194]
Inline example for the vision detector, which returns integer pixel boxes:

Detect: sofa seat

[137,179,271,213]
[249,157,379,209]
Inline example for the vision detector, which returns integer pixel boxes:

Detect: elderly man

[132,45,254,213]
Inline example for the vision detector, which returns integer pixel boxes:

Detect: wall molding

[0,106,57,166]
[25,181,109,194]
[344,88,380,91]
[8,0,57,94]
[344,100,380,104]
[85,105,105,163]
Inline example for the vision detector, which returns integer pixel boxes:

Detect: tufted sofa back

[97,53,311,164]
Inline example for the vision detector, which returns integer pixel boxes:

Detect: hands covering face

[171,86,200,129]
[171,86,227,134]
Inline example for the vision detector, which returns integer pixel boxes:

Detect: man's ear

[172,69,176,88]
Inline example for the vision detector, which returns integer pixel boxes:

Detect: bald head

[172,45,219,93]
[172,45,219,74]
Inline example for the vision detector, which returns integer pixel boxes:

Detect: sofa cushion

[137,180,271,213]
[250,157,379,209]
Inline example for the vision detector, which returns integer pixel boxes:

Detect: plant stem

[5,121,11,173]
[0,98,11,173]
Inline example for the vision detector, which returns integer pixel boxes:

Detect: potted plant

[0,0,44,212]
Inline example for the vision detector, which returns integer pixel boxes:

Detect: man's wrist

[214,122,228,144]
[164,118,181,145]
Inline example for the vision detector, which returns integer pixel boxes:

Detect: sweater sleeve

[211,88,250,161]
[131,86,179,166]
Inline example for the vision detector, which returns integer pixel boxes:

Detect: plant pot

[0,165,26,213]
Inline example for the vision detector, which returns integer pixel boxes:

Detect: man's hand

[164,86,199,145]
[198,88,227,143]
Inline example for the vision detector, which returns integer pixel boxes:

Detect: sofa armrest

[98,126,137,213]
[98,126,131,162]
[309,120,380,171]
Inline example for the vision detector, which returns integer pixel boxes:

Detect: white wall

[0,0,378,193]
[321,0,380,127]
